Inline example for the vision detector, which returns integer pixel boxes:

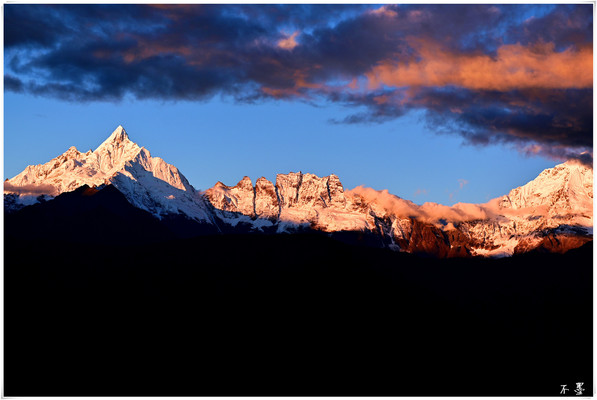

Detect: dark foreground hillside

[5,233,593,396]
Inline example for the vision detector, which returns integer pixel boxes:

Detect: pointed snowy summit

[4,124,593,256]
[111,125,129,141]
[4,124,215,224]
[93,125,141,173]
[97,125,131,149]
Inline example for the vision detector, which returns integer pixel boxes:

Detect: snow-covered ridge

[5,126,192,195]
[498,161,593,213]
[204,172,374,233]
[4,125,593,256]
[5,125,213,223]
[202,162,593,255]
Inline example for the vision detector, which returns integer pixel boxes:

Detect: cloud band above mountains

[4,4,593,164]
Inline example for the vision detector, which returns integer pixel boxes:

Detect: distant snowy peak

[5,125,213,223]
[6,125,142,195]
[498,161,593,212]
[204,164,592,256]
[93,125,142,173]
[457,161,593,256]
[103,124,129,144]
[4,125,593,257]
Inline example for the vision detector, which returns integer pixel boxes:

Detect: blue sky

[5,91,555,206]
[3,4,592,206]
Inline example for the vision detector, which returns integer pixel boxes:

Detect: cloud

[348,186,491,225]
[348,183,584,228]
[365,41,592,91]
[447,179,470,201]
[4,75,24,93]
[506,4,593,50]
[277,31,300,50]
[4,5,72,48]
[4,182,58,196]
[4,4,593,164]
[336,85,592,162]
[420,201,490,223]
[519,143,593,168]
[419,87,593,151]
[367,5,398,18]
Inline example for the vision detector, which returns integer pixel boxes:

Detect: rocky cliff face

[204,171,375,234]
[206,177,256,217]
[255,177,279,219]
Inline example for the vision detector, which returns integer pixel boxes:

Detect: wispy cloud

[4,182,57,196]
[448,179,470,201]
[348,185,490,226]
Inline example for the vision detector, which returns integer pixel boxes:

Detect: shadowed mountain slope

[4,231,592,396]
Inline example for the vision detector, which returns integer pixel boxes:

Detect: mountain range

[4,125,593,397]
[5,125,593,257]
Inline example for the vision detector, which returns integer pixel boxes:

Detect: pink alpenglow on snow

[5,126,593,257]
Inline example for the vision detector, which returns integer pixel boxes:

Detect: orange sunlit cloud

[349,186,491,224]
[366,40,593,91]
[5,4,593,165]
[368,5,398,18]
[277,31,300,50]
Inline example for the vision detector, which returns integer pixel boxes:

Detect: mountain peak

[498,160,593,212]
[64,146,81,157]
[94,125,131,151]
[95,125,139,154]
[107,125,129,143]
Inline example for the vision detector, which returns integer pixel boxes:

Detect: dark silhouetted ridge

[5,184,177,244]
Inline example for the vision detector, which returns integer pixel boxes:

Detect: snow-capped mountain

[498,161,592,217]
[203,163,593,256]
[4,125,593,257]
[5,126,214,224]
[205,172,371,233]
[461,161,593,256]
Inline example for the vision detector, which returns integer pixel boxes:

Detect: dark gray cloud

[506,4,593,51]
[4,4,593,163]
[420,88,593,148]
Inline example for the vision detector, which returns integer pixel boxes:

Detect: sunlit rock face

[5,124,592,257]
[275,172,303,208]
[204,171,372,233]
[4,125,214,224]
[255,177,279,219]
[327,174,347,208]
[458,161,593,257]
[205,177,256,218]
[296,173,331,208]
[203,162,593,257]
